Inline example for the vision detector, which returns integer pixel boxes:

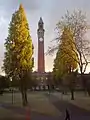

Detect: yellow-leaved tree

[53,26,78,99]
[3,4,34,106]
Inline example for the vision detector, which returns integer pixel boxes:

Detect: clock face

[39,38,43,42]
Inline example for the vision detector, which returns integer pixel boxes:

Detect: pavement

[46,93,90,120]
[0,92,90,120]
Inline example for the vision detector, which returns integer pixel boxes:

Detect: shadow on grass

[45,93,90,120]
[0,103,60,120]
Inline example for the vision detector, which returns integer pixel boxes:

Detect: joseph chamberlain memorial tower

[37,17,45,73]
[32,17,52,87]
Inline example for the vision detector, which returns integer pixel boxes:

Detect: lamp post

[10,77,13,104]
[41,77,44,90]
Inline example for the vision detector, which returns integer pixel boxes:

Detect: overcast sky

[0,0,90,74]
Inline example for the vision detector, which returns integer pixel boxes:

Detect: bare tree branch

[50,10,90,73]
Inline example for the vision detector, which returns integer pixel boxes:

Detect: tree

[0,75,9,95]
[53,27,78,99]
[2,4,34,106]
[53,27,78,77]
[48,10,90,92]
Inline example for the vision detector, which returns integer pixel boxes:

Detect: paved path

[45,93,90,120]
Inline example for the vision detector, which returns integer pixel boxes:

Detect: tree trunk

[43,85,45,91]
[87,85,90,96]
[19,73,28,106]
[39,85,41,91]
[21,88,28,106]
[80,64,87,94]
[81,72,87,95]
[87,89,90,96]
[70,89,74,100]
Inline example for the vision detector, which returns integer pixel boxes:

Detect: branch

[45,45,59,56]
[60,47,80,65]
[50,37,61,43]
[81,50,90,73]
[64,39,81,64]
[82,51,88,63]
[83,62,88,73]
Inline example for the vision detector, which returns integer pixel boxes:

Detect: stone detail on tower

[37,17,45,73]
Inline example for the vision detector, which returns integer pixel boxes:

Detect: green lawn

[27,92,61,116]
[0,91,90,119]
[53,92,90,111]
[0,92,61,118]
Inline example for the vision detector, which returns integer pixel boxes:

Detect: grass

[0,92,61,117]
[0,107,25,119]
[27,92,61,116]
[53,91,90,111]
[69,95,90,111]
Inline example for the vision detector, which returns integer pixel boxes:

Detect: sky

[0,0,90,75]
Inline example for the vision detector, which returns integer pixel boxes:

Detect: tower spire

[39,17,43,24]
[38,17,44,29]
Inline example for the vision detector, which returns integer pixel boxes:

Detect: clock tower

[37,17,45,73]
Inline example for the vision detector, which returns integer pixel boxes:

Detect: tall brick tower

[37,17,45,73]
